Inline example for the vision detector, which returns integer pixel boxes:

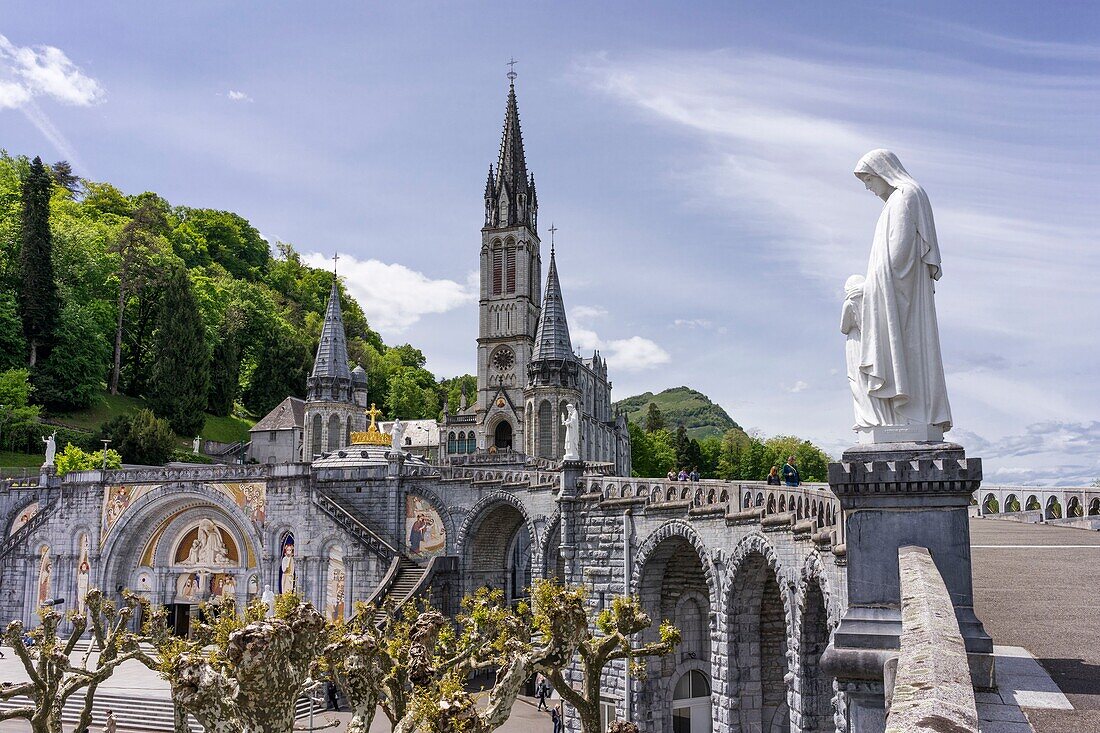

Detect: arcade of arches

[463,501,531,602]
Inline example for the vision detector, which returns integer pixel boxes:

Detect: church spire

[532,245,573,362]
[307,275,352,401]
[485,72,537,229]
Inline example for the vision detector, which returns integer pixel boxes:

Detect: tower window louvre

[506,248,516,293]
[493,248,503,295]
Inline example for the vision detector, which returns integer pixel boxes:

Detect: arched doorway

[729,552,790,732]
[463,500,530,603]
[494,420,513,450]
[672,670,712,733]
[635,534,712,730]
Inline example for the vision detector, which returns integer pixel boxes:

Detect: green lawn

[202,413,254,444]
[48,392,149,432]
[0,450,43,468]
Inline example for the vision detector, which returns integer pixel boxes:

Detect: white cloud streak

[0,34,103,174]
[227,90,253,102]
[303,252,474,335]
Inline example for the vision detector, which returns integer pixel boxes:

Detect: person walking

[689,467,700,482]
[326,679,341,711]
[103,710,117,733]
[767,466,781,485]
[782,455,801,487]
[536,673,549,711]
[677,468,688,481]
[550,704,562,733]
[666,469,677,481]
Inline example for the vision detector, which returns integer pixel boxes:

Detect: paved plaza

[970,518,1100,733]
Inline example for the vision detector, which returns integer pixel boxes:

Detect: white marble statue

[193,436,201,454]
[561,404,580,461]
[42,432,56,467]
[183,518,232,566]
[390,418,406,453]
[262,584,276,618]
[853,149,952,442]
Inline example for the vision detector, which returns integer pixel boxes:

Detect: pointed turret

[532,247,573,362]
[485,79,537,229]
[307,278,352,401]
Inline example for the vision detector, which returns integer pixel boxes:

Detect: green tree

[100,409,175,466]
[33,301,110,410]
[763,435,830,482]
[18,156,59,367]
[644,402,665,433]
[673,424,702,472]
[240,324,311,417]
[49,160,81,196]
[387,367,438,420]
[148,268,210,435]
[173,208,269,280]
[54,443,122,475]
[0,292,27,371]
[207,333,240,416]
[0,368,41,453]
[108,201,168,394]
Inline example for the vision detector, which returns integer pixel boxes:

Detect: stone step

[0,691,319,732]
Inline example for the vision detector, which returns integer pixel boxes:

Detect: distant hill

[614,386,741,440]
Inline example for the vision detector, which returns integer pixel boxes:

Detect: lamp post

[100,439,111,471]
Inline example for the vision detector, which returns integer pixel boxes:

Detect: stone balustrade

[885,545,979,733]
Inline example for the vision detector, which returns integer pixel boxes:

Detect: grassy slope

[613,386,741,440]
[46,392,255,444]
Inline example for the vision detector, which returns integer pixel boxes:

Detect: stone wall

[885,546,978,733]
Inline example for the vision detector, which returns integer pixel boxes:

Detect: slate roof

[532,247,574,362]
[311,278,352,382]
[250,397,305,432]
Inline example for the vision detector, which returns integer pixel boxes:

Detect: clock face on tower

[492,347,515,372]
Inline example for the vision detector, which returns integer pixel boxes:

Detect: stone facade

[1,459,849,732]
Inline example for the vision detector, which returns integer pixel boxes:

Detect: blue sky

[3,2,1099,484]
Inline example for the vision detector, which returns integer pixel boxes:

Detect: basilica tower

[476,78,541,451]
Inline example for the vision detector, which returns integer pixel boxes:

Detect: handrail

[311,490,398,562]
[0,498,56,562]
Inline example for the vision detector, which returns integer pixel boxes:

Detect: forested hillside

[614,386,740,439]
[0,152,473,467]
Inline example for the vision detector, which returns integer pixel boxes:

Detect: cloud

[0,34,103,174]
[785,380,809,394]
[227,90,253,102]
[951,422,1100,486]
[673,318,714,330]
[302,252,474,334]
[0,34,103,106]
[570,305,670,371]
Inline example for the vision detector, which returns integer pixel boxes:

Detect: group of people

[666,467,701,482]
[766,456,801,487]
[534,674,562,732]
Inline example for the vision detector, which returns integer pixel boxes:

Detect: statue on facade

[390,418,406,453]
[183,518,232,566]
[561,403,580,461]
[851,149,952,441]
[193,436,201,454]
[262,584,276,618]
[41,432,56,467]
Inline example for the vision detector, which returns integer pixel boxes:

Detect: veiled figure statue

[852,149,952,441]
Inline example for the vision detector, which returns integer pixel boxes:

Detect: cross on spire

[548,223,557,252]
[506,57,518,83]
[332,251,340,275]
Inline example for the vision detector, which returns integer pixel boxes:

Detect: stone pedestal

[558,460,585,586]
[822,442,994,731]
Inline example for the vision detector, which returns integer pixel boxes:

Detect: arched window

[311,414,322,457]
[327,414,341,451]
[672,670,712,732]
[538,401,553,458]
[448,432,457,454]
[345,417,351,446]
[466,432,477,454]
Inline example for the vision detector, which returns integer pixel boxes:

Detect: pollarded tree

[147,267,210,436]
[140,595,327,733]
[17,156,59,367]
[531,580,682,733]
[0,590,149,733]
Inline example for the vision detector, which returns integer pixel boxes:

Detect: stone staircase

[0,497,56,563]
[370,557,429,624]
[311,490,398,564]
[0,690,319,732]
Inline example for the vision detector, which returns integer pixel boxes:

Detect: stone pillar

[821,442,994,733]
[558,460,584,586]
